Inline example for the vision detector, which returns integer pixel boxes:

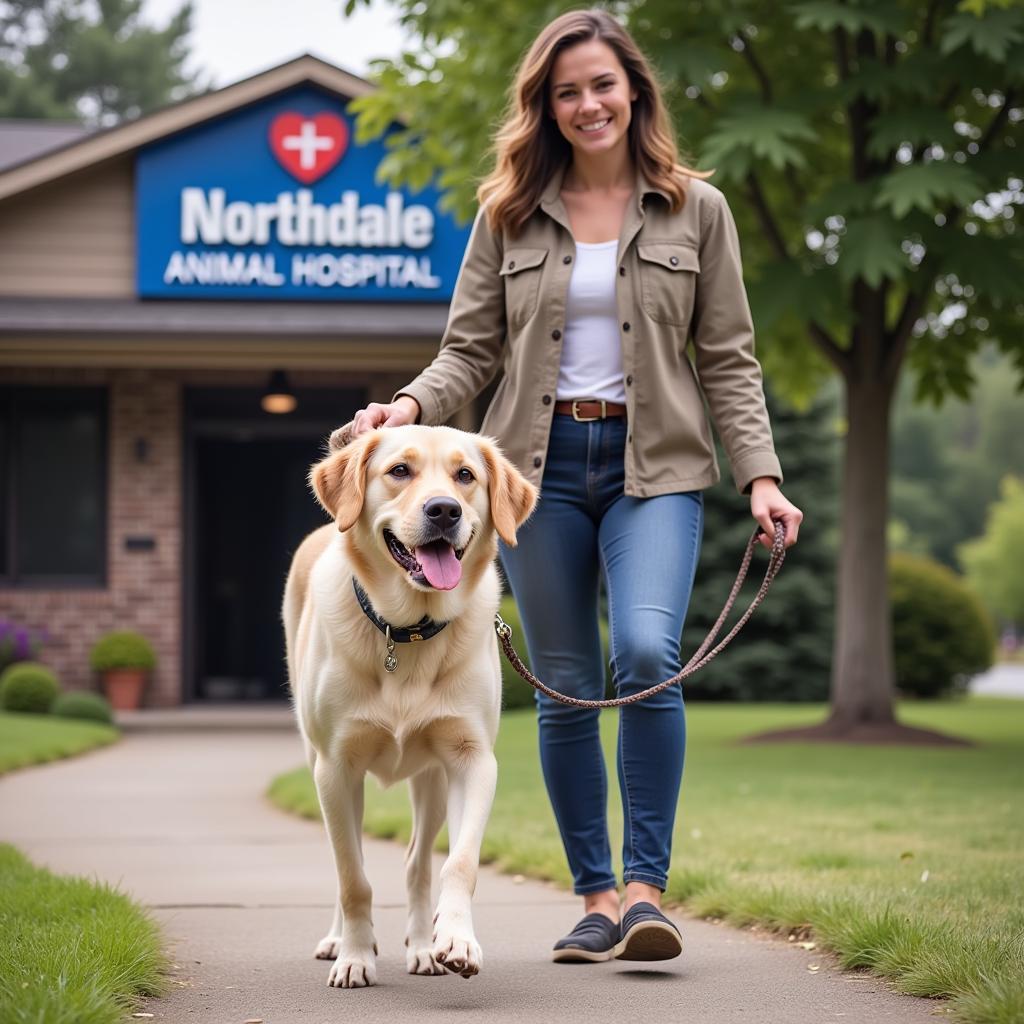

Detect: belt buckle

[571,399,605,422]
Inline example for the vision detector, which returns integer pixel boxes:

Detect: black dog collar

[352,577,449,644]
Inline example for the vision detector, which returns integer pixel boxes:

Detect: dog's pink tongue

[415,542,462,590]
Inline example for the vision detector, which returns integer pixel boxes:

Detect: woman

[350,9,803,964]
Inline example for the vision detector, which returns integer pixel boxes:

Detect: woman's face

[548,38,637,161]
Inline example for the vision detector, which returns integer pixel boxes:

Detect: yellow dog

[283,424,536,987]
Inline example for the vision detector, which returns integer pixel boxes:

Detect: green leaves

[789,0,907,34]
[838,216,908,286]
[867,111,959,160]
[700,107,818,179]
[0,0,201,124]
[874,164,984,218]
[941,8,1024,61]
[937,234,1024,303]
[748,260,832,331]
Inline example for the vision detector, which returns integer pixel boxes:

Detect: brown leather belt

[554,399,628,422]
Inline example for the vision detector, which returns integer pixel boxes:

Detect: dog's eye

[388,464,410,478]
[457,468,475,484]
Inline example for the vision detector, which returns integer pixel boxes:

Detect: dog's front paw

[327,951,377,988]
[432,917,482,978]
[406,945,446,976]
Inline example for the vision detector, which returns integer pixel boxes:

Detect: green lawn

[0,712,118,775]
[268,698,1024,1024]
[0,844,168,1024]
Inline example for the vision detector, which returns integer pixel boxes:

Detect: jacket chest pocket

[636,242,700,327]
[499,247,548,329]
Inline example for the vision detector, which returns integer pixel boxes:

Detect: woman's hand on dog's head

[350,396,421,438]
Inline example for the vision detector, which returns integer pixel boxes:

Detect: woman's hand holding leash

[749,477,803,550]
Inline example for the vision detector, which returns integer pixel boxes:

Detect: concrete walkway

[0,728,942,1024]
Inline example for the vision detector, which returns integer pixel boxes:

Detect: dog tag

[384,626,398,673]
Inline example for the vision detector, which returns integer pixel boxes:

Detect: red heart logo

[268,112,348,184]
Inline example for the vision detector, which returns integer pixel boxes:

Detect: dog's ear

[310,431,381,531]
[328,420,354,451]
[477,437,538,547]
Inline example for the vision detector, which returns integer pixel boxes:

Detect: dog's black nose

[423,496,462,528]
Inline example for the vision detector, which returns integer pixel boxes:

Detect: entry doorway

[184,385,364,702]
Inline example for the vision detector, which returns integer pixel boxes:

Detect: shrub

[890,553,995,698]
[51,691,115,725]
[0,662,60,714]
[89,631,156,672]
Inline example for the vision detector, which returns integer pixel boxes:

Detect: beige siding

[0,159,134,298]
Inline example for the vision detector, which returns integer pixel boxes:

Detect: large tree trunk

[746,314,969,747]
[827,372,897,727]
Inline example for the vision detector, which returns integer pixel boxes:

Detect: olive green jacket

[396,164,782,496]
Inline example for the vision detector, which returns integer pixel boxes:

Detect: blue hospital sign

[136,86,470,300]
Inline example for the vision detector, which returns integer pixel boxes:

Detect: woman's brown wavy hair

[477,8,710,238]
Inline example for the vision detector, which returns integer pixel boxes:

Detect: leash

[493,520,787,708]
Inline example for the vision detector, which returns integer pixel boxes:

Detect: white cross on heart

[268,112,349,184]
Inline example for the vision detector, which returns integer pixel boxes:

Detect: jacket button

[619,266,626,276]
[542,394,552,405]
[563,254,572,264]
[533,456,542,468]
[669,255,679,266]
[628,433,633,443]
[551,329,561,340]
[622,321,631,331]
[508,260,516,270]
[626,375,633,385]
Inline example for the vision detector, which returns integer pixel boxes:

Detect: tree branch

[979,86,1016,150]
[744,171,851,375]
[883,87,1018,382]
[834,27,851,82]
[811,322,854,376]
[849,29,880,182]
[737,29,772,104]
[744,171,789,262]
[922,0,942,47]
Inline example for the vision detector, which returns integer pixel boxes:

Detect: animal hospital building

[0,56,483,705]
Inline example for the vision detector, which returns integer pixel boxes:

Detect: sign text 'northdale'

[162,187,442,289]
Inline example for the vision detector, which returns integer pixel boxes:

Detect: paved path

[969,663,1024,699]
[0,730,942,1024]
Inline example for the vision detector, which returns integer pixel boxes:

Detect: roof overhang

[0,298,447,370]
[0,55,375,204]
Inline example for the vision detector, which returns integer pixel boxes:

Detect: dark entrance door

[185,385,364,701]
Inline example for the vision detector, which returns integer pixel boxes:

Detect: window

[0,388,107,586]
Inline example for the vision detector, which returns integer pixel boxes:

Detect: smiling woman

[342,5,802,970]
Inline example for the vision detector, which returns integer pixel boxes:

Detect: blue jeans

[498,413,703,894]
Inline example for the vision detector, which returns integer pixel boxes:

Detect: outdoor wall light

[261,369,297,414]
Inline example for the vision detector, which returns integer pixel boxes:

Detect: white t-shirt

[555,239,626,404]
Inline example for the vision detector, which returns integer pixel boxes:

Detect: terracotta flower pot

[101,668,147,710]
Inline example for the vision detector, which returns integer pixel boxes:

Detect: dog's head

[310,424,537,593]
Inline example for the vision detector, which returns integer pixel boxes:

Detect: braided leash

[493,520,787,708]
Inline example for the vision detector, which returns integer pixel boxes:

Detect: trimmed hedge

[51,691,115,725]
[0,662,59,714]
[890,552,995,698]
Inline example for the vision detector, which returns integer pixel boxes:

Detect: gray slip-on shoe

[552,912,620,963]
[614,901,683,961]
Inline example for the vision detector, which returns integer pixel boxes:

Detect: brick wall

[0,368,182,706]
[0,366,439,705]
